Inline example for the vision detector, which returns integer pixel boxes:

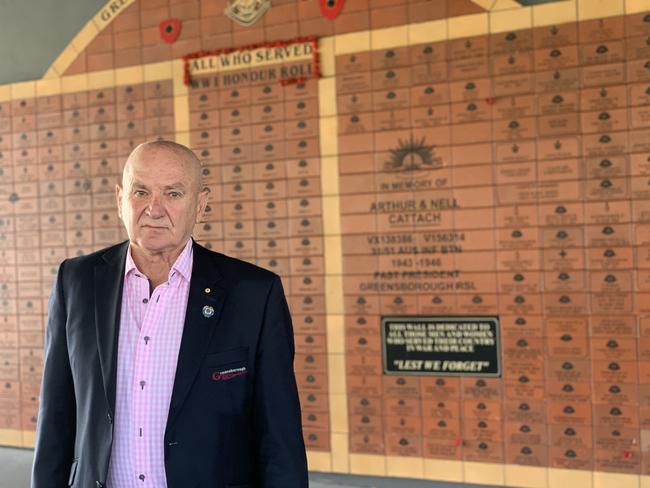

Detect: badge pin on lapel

[202,305,215,318]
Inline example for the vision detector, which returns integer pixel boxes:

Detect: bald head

[116,139,209,258]
[123,140,204,193]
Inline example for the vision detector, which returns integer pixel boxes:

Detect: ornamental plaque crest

[224,0,271,26]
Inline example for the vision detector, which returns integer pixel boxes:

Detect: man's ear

[195,187,210,223]
[115,184,123,219]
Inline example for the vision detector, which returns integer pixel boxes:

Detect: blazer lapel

[167,242,226,426]
[94,241,128,417]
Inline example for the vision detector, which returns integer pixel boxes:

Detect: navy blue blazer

[32,240,308,488]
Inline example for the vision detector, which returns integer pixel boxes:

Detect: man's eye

[133,190,147,197]
[168,191,182,198]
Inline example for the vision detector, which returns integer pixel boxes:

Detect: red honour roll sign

[320,0,345,20]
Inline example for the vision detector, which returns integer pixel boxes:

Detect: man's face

[116,148,207,255]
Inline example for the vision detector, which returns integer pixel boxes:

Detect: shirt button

[142,298,148,304]
[140,380,146,390]
[139,474,145,481]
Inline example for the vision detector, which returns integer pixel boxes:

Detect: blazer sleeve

[253,275,309,488]
[32,261,77,488]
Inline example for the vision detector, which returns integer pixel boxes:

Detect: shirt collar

[125,239,194,283]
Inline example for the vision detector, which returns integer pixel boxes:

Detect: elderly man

[32,140,308,488]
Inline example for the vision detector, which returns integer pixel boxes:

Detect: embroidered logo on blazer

[212,366,247,381]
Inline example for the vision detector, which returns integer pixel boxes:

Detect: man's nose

[146,194,164,218]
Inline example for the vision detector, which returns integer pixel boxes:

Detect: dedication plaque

[382,316,501,377]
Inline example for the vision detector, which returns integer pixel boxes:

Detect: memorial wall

[1,0,650,486]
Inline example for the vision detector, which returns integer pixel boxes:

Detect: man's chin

[131,238,175,255]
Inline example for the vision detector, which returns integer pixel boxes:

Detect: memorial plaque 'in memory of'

[382,316,501,377]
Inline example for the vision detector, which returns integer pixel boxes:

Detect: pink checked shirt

[107,239,193,488]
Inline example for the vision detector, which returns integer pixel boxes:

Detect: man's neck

[129,241,188,288]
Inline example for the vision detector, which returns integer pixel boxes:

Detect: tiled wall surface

[4,0,650,487]
[0,79,173,436]
[336,8,650,476]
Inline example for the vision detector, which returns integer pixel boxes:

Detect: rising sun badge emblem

[384,136,438,172]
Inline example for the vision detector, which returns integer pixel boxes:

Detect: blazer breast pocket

[204,347,249,414]
[204,347,248,367]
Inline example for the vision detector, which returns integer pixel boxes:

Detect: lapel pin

[204,287,211,293]
[202,305,215,318]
